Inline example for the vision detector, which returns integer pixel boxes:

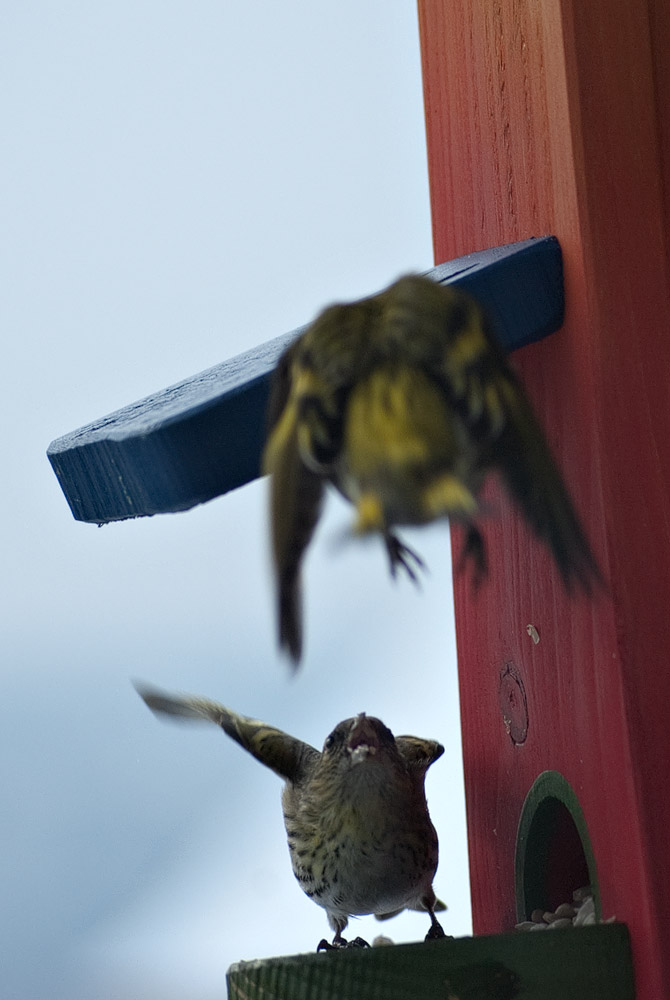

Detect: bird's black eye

[323,719,351,752]
[324,723,347,752]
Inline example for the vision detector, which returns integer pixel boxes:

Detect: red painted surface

[418,2,670,997]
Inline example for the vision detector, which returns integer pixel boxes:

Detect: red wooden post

[418,2,670,998]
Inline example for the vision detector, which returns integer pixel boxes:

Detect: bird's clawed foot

[317,935,370,952]
[455,525,487,588]
[385,533,426,585]
[425,920,447,941]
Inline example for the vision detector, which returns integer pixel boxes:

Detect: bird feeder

[47,2,670,996]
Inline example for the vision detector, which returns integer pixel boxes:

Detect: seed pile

[515,886,601,930]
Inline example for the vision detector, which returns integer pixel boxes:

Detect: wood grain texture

[418,3,670,998]
[47,238,563,523]
[226,925,633,1000]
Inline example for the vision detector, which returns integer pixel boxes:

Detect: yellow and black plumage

[263,274,600,663]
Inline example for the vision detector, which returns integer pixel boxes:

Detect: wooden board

[46,237,563,523]
[418,3,670,998]
[226,925,633,1000]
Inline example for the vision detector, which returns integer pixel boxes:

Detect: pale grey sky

[1,4,471,998]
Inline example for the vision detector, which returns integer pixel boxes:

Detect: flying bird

[136,682,446,950]
[262,274,601,663]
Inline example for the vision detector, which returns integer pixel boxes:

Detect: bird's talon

[455,525,487,589]
[323,934,349,950]
[385,535,426,586]
[317,934,370,951]
[425,922,447,941]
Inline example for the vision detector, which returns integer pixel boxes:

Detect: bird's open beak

[347,713,378,764]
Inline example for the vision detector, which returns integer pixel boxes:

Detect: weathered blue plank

[47,236,564,523]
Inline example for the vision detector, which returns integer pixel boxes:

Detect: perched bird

[136,682,446,949]
[263,274,601,662]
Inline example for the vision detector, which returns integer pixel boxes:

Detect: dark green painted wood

[47,236,564,524]
[515,771,601,922]
[226,924,633,1000]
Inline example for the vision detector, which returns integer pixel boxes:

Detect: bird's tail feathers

[375,897,447,921]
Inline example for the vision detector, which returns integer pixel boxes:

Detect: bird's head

[314,713,407,798]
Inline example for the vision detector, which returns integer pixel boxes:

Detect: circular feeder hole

[515,770,600,921]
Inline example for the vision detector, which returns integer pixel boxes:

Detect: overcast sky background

[2,5,471,998]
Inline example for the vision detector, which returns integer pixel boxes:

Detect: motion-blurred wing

[136,683,319,782]
[491,376,602,591]
[263,373,325,662]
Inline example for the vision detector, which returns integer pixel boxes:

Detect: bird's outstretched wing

[135,683,319,782]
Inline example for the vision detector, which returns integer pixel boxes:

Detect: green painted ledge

[227,924,633,1000]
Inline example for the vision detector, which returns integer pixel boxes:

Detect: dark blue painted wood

[47,236,564,523]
